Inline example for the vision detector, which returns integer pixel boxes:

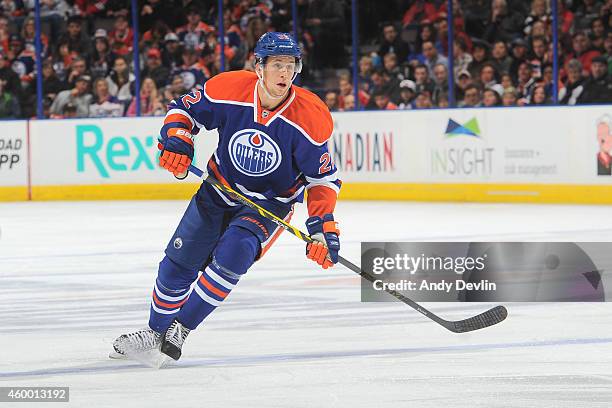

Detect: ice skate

[110,328,169,368]
[160,319,191,361]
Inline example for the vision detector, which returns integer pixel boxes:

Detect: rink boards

[1,105,612,203]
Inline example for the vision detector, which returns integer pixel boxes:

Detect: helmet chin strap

[256,67,292,101]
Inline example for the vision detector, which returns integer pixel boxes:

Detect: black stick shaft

[187,164,508,333]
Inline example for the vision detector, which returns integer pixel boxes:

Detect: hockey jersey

[162,70,341,216]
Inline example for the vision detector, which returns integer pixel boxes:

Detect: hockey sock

[149,257,197,333]
[177,226,259,330]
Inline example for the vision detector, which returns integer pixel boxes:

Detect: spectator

[455,69,474,101]
[106,56,134,103]
[462,0,491,39]
[371,88,397,110]
[483,87,502,106]
[0,78,20,118]
[52,39,75,83]
[500,72,514,89]
[58,15,91,58]
[491,40,512,75]
[42,61,65,101]
[590,17,606,52]
[162,74,187,106]
[358,55,374,92]
[437,92,449,108]
[302,0,346,69]
[162,33,183,72]
[453,38,473,79]
[530,35,549,65]
[341,93,355,111]
[468,39,491,78]
[422,40,448,77]
[50,74,92,117]
[140,0,177,34]
[89,77,124,117]
[141,20,170,51]
[569,31,601,77]
[7,35,35,87]
[402,0,437,27]
[126,77,164,116]
[109,15,134,57]
[478,63,499,89]
[574,0,603,31]
[337,74,368,110]
[459,84,482,107]
[484,0,524,43]
[383,52,404,81]
[414,90,433,109]
[65,56,88,89]
[243,15,268,56]
[413,23,436,57]
[397,79,416,109]
[435,12,472,57]
[0,51,20,102]
[176,6,214,51]
[529,84,549,105]
[509,38,528,80]
[21,16,48,57]
[604,32,612,75]
[432,63,448,105]
[142,47,170,89]
[502,87,518,106]
[61,102,78,119]
[24,0,67,43]
[523,0,550,36]
[516,61,533,98]
[324,91,339,111]
[378,22,410,63]
[413,63,435,94]
[90,29,116,80]
[578,55,612,104]
[172,47,210,91]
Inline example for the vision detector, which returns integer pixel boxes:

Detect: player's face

[261,56,296,97]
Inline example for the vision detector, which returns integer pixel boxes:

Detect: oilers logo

[228,129,282,176]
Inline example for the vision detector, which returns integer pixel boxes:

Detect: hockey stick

[187,164,508,333]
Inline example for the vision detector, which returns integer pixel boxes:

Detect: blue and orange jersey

[162,70,341,216]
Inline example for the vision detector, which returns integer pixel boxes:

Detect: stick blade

[447,305,508,333]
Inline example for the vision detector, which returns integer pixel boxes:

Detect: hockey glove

[305,214,340,269]
[158,128,194,178]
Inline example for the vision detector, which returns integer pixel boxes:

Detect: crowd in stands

[0,0,611,119]
[323,0,612,111]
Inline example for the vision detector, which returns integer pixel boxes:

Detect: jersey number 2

[318,153,332,174]
[181,90,202,109]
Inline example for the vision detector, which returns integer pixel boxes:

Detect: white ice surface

[1,200,611,408]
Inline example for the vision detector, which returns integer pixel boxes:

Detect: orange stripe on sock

[199,274,229,299]
[152,290,188,309]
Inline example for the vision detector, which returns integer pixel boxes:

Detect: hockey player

[112,32,341,362]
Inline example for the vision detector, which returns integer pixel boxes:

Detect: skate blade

[109,351,128,360]
[124,347,172,369]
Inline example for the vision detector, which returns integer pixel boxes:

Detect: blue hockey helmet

[254,32,302,73]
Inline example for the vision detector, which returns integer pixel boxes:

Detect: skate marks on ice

[2,335,612,379]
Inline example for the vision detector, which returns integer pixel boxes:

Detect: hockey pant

[149,182,292,332]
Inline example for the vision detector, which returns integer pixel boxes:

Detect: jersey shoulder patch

[204,70,257,105]
[281,86,333,145]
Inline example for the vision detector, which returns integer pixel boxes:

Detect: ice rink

[1,199,611,407]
